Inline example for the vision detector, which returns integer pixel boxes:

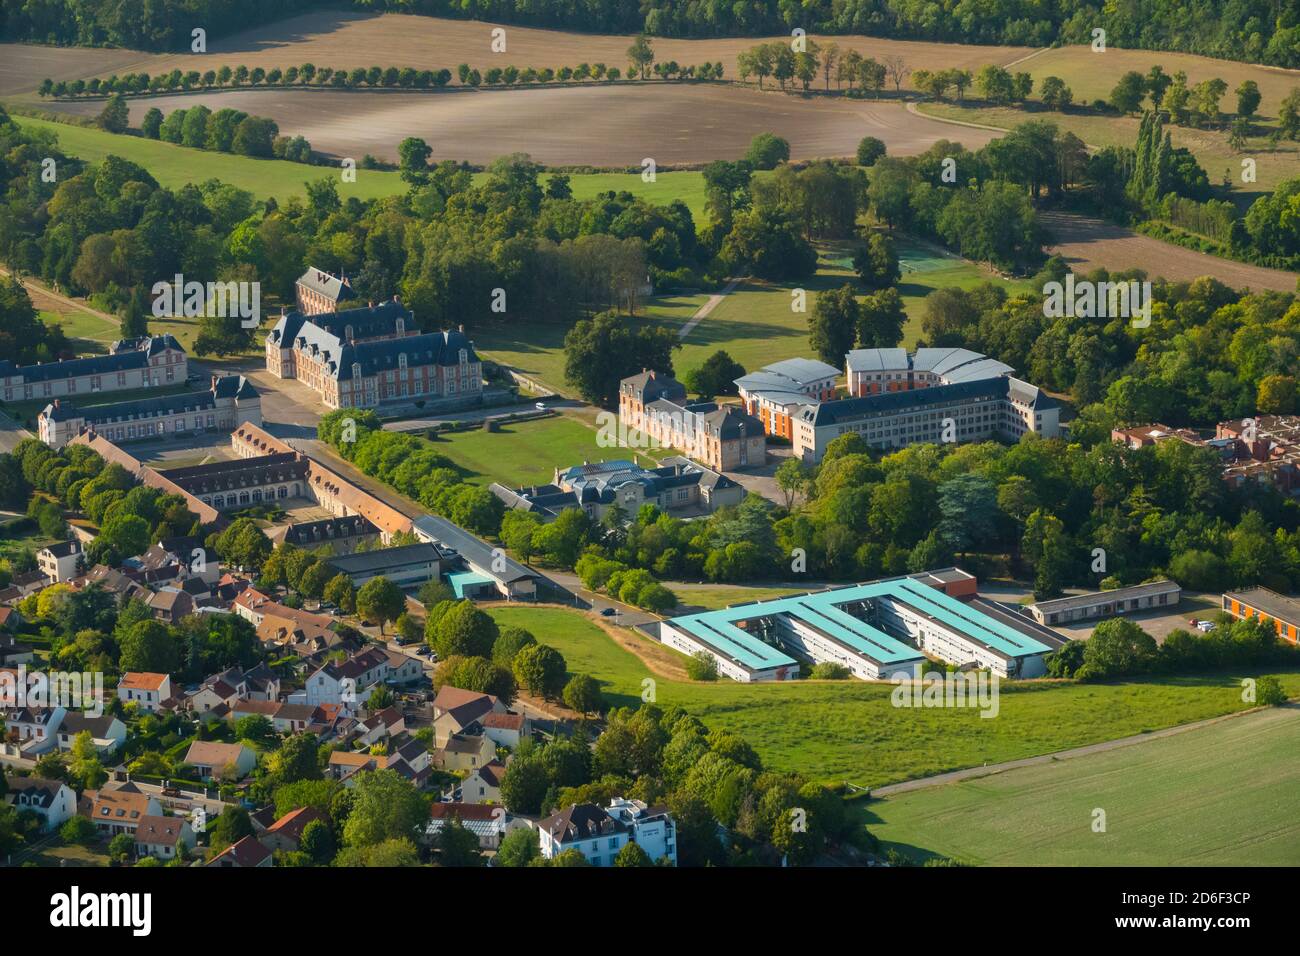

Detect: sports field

[866,704,1300,865]
[485,605,1300,787]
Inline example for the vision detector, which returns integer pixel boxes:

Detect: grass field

[865,704,1300,865]
[427,414,634,488]
[483,604,1300,787]
[669,584,810,610]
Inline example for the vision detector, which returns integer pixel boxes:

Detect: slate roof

[295,267,358,305]
[159,452,309,495]
[539,803,627,843]
[326,543,443,577]
[41,375,256,425]
[798,375,1059,427]
[0,336,183,384]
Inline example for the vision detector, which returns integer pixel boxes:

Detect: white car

[1196,620,1217,632]
[535,401,547,410]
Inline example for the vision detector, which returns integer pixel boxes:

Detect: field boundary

[872,699,1295,797]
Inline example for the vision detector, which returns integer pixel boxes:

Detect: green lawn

[14,115,407,202]
[429,414,638,488]
[669,584,810,610]
[484,605,1300,788]
[43,308,116,349]
[865,704,1300,865]
[0,381,198,426]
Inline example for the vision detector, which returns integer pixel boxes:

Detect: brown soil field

[39,84,1003,165]
[128,11,1036,80]
[0,43,156,96]
[1041,211,1298,293]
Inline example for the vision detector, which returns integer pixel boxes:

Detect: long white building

[1,335,187,405]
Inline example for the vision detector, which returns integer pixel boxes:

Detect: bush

[60,815,98,846]
[810,662,850,679]
[685,651,718,681]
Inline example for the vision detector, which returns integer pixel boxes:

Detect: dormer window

[395,317,405,335]
[459,348,468,364]
[398,353,407,369]
[352,363,362,380]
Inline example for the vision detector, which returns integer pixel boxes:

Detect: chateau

[618,370,766,472]
[265,296,482,410]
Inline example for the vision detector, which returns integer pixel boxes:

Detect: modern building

[295,266,358,315]
[791,374,1061,464]
[413,514,539,600]
[736,357,840,440]
[325,542,445,589]
[265,300,482,410]
[0,335,187,405]
[1025,581,1182,627]
[844,347,1013,397]
[618,370,766,472]
[538,800,676,866]
[36,540,82,584]
[38,374,260,449]
[1222,587,1300,644]
[491,455,744,522]
[656,572,1052,681]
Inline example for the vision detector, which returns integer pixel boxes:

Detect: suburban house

[432,687,507,748]
[538,799,677,866]
[146,587,195,624]
[36,540,82,584]
[302,646,392,708]
[134,815,195,860]
[481,712,527,750]
[117,672,172,713]
[207,834,273,867]
[461,759,507,805]
[55,713,127,755]
[184,740,257,781]
[434,728,497,773]
[4,776,76,832]
[79,784,162,836]
[260,806,328,854]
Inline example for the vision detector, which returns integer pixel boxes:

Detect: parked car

[535,401,547,410]
[1196,620,1217,632]
[600,607,617,617]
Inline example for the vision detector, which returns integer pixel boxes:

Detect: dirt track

[40,84,1003,165]
[1041,212,1298,293]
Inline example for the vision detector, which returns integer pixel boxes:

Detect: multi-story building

[736,357,840,439]
[618,370,766,471]
[36,540,82,584]
[265,299,482,410]
[295,266,358,315]
[1222,587,1300,644]
[791,374,1061,464]
[1,335,187,405]
[538,800,677,866]
[844,347,1014,396]
[491,456,743,522]
[158,453,311,512]
[38,374,260,449]
[325,542,446,589]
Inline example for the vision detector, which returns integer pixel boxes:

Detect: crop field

[1039,211,1298,292]
[0,42,153,96]
[866,704,1300,865]
[71,11,1035,83]
[37,84,1003,166]
[483,605,1300,787]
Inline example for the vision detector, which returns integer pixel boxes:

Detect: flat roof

[1224,587,1300,625]
[447,571,494,599]
[1028,580,1180,614]
[667,577,1050,674]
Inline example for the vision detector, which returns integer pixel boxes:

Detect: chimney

[211,374,218,390]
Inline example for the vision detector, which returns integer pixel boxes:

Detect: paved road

[677,276,742,340]
[0,408,32,454]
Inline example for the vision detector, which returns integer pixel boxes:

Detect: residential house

[37,540,82,584]
[134,815,195,860]
[0,634,34,665]
[480,711,527,750]
[184,740,257,782]
[56,712,127,755]
[117,672,172,713]
[538,799,677,866]
[461,759,507,805]
[79,784,162,836]
[4,776,76,832]
[146,586,194,623]
[425,803,512,850]
[434,728,497,773]
[303,647,390,708]
[207,834,273,867]
[432,686,506,748]
[260,806,327,854]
